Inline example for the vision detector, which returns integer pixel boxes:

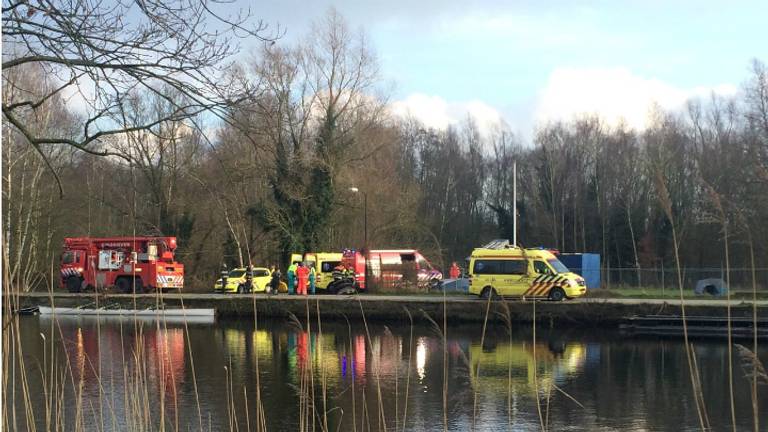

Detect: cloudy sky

[253,0,767,141]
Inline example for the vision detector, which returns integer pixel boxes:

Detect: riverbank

[9,292,768,327]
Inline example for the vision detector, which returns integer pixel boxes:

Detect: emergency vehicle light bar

[479,239,512,250]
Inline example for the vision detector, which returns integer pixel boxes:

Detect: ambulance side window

[534,261,551,275]
[473,260,501,274]
[322,261,341,272]
[502,260,527,275]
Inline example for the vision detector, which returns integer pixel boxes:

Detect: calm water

[6,314,767,431]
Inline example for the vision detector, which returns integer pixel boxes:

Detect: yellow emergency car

[468,247,586,300]
[291,252,343,291]
[214,267,272,293]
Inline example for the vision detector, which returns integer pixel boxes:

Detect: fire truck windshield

[62,251,77,264]
[417,256,432,270]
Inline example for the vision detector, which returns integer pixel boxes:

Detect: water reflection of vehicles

[469,338,587,395]
[53,320,187,419]
[222,327,274,362]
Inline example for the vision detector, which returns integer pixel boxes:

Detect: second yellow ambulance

[468,245,586,301]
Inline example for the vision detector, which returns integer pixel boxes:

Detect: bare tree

[2,0,275,172]
[244,9,384,261]
[2,64,77,290]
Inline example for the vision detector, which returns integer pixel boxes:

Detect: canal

[5,314,767,431]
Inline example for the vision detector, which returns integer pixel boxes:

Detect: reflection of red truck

[60,236,184,293]
[342,249,443,291]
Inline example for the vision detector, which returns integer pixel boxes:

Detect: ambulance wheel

[480,286,499,300]
[549,287,566,302]
[66,277,82,293]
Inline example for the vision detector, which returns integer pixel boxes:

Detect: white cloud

[389,93,504,137]
[535,67,738,130]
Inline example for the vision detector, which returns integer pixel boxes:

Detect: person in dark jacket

[269,265,281,294]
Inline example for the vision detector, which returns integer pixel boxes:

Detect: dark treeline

[3,11,767,290]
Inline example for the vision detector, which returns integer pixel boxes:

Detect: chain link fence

[597,267,768,292]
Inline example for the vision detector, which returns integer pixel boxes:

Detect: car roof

[230,267,270,271]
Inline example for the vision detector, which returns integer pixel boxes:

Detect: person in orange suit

[449,262,460,280]
[296,262,310,295]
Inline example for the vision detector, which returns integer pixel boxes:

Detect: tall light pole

[513,160,517,247]
[349,187,367,248]
[349,187,368,289]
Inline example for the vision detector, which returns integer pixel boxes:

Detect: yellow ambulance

[290,252,343,291]
[468,246,586,300]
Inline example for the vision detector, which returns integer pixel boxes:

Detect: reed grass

[4,250,764,432]
[655,169,710,431]
[2,261,210,432]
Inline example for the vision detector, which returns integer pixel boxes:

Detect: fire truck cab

[60,236,185,293]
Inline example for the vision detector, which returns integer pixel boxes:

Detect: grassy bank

[587,287,768,301]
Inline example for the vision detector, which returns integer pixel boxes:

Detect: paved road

[10,291,768,307]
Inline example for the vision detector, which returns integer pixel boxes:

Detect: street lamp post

[348,187,367,248]
[349,187,368,289]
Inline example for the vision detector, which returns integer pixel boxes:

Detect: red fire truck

[60,236,185,293]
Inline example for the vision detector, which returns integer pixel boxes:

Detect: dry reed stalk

[176,296,204,431]
[496,301,515,430]
[360,389,369,432]
[730,216,763,432]
[243,386,251,432]
[342,315,357,432]
[303,298,317,432]
[315,299,329,432]
[734,344,768,385]
[251,290,266,431]
[654,169,709,431]
[356,297,387,432]
[531,300,545,432]
[401,307,414,432]
[224,364,233,432]
[380,324,398,432]
[544,381,553,430]
[471,285,494,431]
[748,239,760,432]
[703,184,737,432]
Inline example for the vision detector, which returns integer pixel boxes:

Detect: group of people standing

[267,261,317,295]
